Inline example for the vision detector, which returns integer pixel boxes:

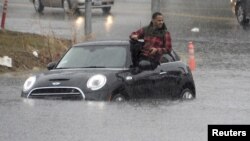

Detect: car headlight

[23,76,36,92]
[87,74,107,91]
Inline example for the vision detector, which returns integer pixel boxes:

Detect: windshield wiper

[80,66,106,68]
[56,66,106,69]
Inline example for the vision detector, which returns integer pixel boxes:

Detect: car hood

[32,68,126,91]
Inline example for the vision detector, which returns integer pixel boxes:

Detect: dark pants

[129,40,159,70]
[139,55,159,70]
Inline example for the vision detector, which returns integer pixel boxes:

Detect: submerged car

[231,0,250,25]
[21,40,196,101]
[30,0,114,14]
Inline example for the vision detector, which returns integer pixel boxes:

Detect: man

[130,12,172,69]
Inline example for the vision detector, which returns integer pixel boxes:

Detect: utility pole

[85,0,92,36]
[151,0,161,14]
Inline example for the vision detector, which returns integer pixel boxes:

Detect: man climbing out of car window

[130,12,172,70]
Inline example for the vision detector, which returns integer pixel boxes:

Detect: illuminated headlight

[23,76,36,92]
[87,74,107,91]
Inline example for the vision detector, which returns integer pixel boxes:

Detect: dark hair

[152,12,163,19]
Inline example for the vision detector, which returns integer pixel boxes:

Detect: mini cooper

[21,40,196,101]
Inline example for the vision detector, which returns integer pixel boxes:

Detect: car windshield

[56,45,127,69]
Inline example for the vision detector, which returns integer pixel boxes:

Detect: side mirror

[47,62,57,70]
[139,60,153,70]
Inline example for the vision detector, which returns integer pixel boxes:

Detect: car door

[127,70,158,98]
[128,62,181,99]
[157,64,182,98]
[154,53,181,98]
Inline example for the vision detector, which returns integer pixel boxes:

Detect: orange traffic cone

[188,41,196,71]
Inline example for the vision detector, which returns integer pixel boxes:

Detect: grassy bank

[0,30,71,73]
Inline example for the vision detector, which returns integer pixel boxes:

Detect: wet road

[1,0,250,141]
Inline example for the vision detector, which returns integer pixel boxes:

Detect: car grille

[28,87,85,100]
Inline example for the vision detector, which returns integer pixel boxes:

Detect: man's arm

[157,31,172,54]
[130,28,144,40]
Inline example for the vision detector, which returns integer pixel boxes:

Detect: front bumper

[77,1,114,9]
[21,86,111,101]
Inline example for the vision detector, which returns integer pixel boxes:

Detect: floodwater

[0,69,250,141]
[1,0,250,141]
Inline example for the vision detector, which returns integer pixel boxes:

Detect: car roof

[73,40,130,47]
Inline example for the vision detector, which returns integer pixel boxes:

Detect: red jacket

[130,23,172,62]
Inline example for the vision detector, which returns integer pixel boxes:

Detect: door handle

[159,71,167,75]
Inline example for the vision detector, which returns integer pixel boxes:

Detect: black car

[30,0,114,14]
[232,0,250,25]
[21,40,196,101]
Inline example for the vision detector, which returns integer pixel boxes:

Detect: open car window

[160,50,180,63]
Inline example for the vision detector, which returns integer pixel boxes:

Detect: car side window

[160,50,180,64]
[161,53,174,63]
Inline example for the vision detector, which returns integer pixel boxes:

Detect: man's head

[152,12,164,29]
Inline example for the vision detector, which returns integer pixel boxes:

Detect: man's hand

[149,48,158,55]
[130,34,139,40]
